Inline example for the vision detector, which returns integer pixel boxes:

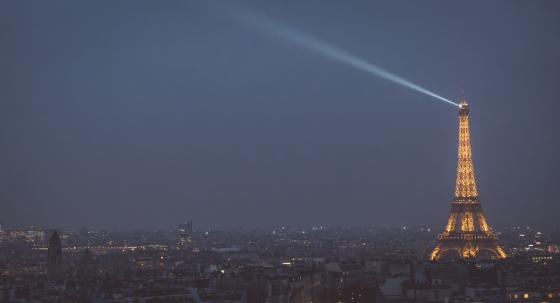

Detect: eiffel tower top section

[454,99,479,201]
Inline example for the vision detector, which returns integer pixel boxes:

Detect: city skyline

[1,1,559,229]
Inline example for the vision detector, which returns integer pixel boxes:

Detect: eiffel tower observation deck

[430,98,506,260]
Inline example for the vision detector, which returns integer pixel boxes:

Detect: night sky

[1,1,559,230]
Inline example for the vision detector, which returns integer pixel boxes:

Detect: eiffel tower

[430,98,506,260]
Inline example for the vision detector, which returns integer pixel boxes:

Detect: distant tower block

[47,230,63,279]
[430,99,506,260]
[177,221,193,248]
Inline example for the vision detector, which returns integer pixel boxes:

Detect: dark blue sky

[1,1,559,230]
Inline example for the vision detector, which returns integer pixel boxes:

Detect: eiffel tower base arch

[430,237,507,261]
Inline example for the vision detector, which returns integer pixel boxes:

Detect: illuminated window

[523,293,529,299]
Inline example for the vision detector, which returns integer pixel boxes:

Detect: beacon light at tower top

[458,99,470,114]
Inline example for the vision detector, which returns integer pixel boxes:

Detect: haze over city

[1,1,559,230]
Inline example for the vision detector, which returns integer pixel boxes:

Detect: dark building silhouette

[47,230,62,280]
[76,248,97,278]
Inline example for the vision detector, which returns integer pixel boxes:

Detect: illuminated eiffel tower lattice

[430,98,506,260]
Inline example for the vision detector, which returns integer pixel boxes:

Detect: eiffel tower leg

[430,244,464,261]
[490,244,507,259]
[475,241,507,259]
[495,245,507,258]
[430,245,442,261]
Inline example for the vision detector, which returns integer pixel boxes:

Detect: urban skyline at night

[1,2,560,302]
